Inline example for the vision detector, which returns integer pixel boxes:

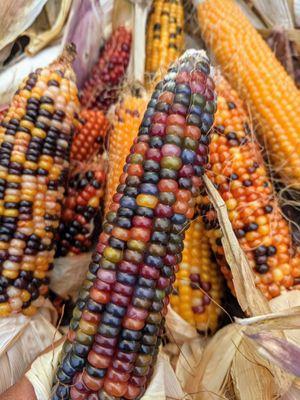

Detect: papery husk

[0,0,47,53]
[165,305,198,345]
[0,44,61,104]
[24,0,72,55]
[0,299,59,394]
[203,175,269,316]
[61,0,104,89]
[201,175,292,398]
[50,252,92,301]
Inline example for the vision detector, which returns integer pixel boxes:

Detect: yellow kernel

[136,194,158,209]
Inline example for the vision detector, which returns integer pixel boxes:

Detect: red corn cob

[81,27,132,112]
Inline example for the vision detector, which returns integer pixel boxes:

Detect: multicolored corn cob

[0,46,80,317]
[197,0,300,188]
[145,0,184,77]
[170,217,223,332]
[198,76,300,300]
[70,109,109,163]
[52,49,217,400]
[81,27,132,112]
[56,160,106,257]
[105,93,148,214]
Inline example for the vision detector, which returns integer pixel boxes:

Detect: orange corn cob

[198,76,300,300]
[70,109,109,163]
[197,0,300,188]
[170,217,223,332]
[105,93,148,214]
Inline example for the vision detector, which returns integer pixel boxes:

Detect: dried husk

[0,299,59,394]
[50,252,92,301]
[61,0,104,89]
[0,0,47,54]
[0,44,61,105]
[24,0,72,55]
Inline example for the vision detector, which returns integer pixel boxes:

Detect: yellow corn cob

[105,93,148,214]
[145,0,184,77]
[171,218,223,332]
[198,75,300,300]
[197,0,300,188]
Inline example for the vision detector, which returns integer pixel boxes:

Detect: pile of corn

[1,2,300,399]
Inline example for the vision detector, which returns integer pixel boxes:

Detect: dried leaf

[250,0,293,28]
[246,331,300,377]
[0,0,47,51]
[175,337,207,395]
[295,0,300,28]
[62,0,104,89]
[196,324,244,399]
[0,300,59,393]
[165,306,198,345]
[25,0,72,55]
[232,337,276,400]
[132,1,151,82]
[235,307,300,331]
[0,44,61,104]
[50,252,92,300]
[203,175,270,316]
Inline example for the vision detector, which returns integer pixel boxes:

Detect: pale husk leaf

[249,0,293,28]
[175,337,207,395]
[61,0,104,89]
[203,175,269,316]
[50,252,92,300]
[234,306,300,331]
[231,336,276,400]
[0,300,60,394]
[165,306,198,345]
[203,176,292,395]
[195,323,244,400]
[132,1,151,82]
[0,0,47,52]
[24,0,72,55]
[269,290,300,346]
[295,0,300,27]
[0,44,61,105]
[245,331,300,377]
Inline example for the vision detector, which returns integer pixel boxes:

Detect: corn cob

[105,94,148,214]
[56,159,106,257]
[52,49,217,400]
[0,46,80,317]
[197,0,300,189]
[70,110,109,163]
[198,76,300,300]
[81,27,132,112]
[145,0,184,78]
[170,217,223,332]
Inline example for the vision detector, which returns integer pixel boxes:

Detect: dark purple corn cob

[52,50,217,400]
